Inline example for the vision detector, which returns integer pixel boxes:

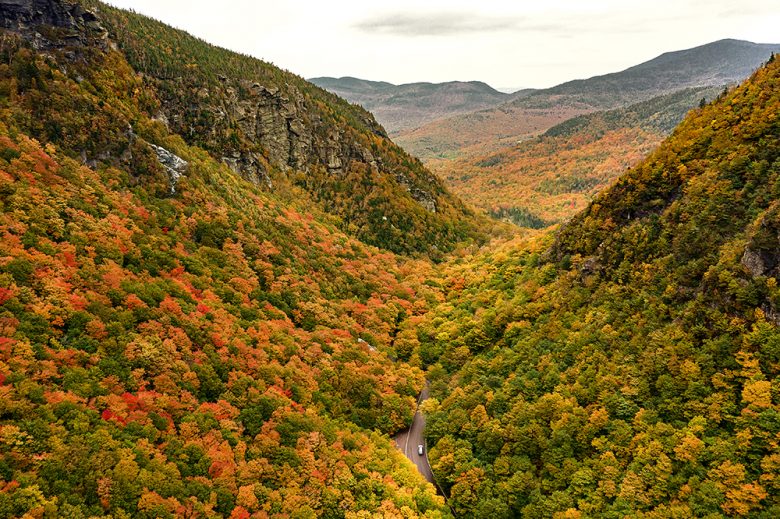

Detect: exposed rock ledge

[149,144,187,194]
[0,0,108,49]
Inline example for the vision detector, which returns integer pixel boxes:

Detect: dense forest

[1,0,779,518]
[420,57,780,517]
[0,2,450,516]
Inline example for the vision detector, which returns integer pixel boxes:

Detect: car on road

[417,444,424,456]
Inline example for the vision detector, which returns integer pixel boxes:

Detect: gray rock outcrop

[159,78,378,173]
[149,144,187,194]
[151,75,439,212]
[0,0,107,49]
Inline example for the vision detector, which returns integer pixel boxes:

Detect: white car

[417,444,424,456]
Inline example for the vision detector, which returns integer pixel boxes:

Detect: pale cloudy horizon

[105,0,780,90]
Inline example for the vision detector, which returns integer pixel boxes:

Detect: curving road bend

[394,386,435,483]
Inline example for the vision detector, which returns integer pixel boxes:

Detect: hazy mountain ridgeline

[516,39,780,109]
[0,0,455,516]
[396,39,780,163]
[437,85,724,226]
[418,56,780,517]
[309,77,518,134]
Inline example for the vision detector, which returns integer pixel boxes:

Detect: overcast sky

[105,0,780,90]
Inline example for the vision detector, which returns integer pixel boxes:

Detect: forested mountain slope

[435,85,723,226]
[0,0,453,516]
[418,56,780,517]
[4,0,487,258]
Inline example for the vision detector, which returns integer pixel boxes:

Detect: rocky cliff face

[742,205,780,278]
[0,0,107,49]
[153,75,389,192]
[742,205,780,325]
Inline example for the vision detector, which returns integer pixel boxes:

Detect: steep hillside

[434,86,722,226]
[309,77,512,134]
[70,0,485,258]
[0,1,453,516]
[417,56,780,516]
[396,39,780,163]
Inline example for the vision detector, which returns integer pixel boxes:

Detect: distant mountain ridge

[512,38,780,109]
[395,39,780,162]
[309,76,512,134]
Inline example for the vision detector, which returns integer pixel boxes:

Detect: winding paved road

[394,386,434,483]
